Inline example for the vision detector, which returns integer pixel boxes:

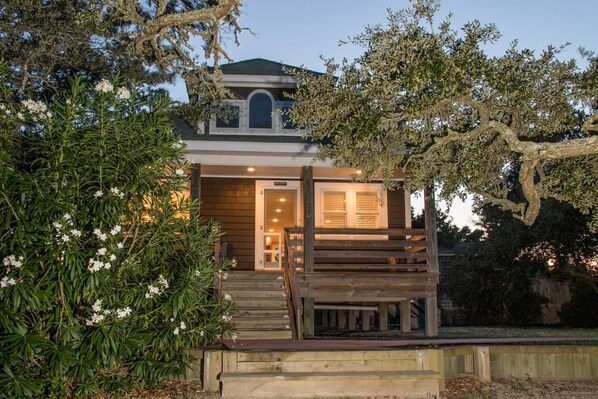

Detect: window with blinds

[316,183,387,230]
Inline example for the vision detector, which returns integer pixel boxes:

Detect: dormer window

[248,91,273,129]
[215,104,240,129]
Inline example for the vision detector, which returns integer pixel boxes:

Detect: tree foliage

[0,76,234,397]
[444,192,597,326]
[290,0,598,226]
[0,0,241,98]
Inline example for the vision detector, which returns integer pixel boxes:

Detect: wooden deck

[283,227,440,339]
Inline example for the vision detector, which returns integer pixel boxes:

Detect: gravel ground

[106,377,598,398]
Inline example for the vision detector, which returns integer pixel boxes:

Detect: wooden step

[224,272,284,281]
[231,318,291,329]
[234,329,293,339]
[222,280,285,289]
[232,297,288,308]
[233,309,290,318]
[221,370,441,398]
[225,289,287,299]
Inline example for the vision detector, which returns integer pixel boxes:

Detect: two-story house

[173,58,440,339]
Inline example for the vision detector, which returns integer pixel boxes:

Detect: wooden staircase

[219,349,443,398]
[221,271,293,339]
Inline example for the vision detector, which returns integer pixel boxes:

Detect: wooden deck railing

[283,229,304,339]
[282,227,437,338]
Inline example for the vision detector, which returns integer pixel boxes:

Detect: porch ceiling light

[279,198,286,202]
[355,169,362,175]
[275,209,282,213]
[272,218,279,222]
[247,167,255,172]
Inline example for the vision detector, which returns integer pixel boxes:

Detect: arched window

[249,92,273,129]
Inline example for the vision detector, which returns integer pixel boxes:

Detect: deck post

[302,166,315,273]
[400,300,412,333]
[474,346,491,381]
[348,310,357,330]
[303,297,315,337]
[361,310,371,331]
[424,187,439,337]
[377,302,388,331]
[190,163,201,218]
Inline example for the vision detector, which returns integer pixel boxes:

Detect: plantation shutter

[355,191,380,228]
[322,191,347,228]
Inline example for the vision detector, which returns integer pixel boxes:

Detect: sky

[168,0,598,227]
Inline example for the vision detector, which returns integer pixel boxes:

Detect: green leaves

[0,77,232,397]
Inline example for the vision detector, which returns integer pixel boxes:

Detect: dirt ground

[441,376,598,399]
[115,376,598,398]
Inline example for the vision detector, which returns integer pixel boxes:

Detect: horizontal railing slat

[314,251,428,259]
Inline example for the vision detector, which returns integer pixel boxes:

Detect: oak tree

[291,0,597,226]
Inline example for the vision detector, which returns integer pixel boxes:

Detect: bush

[0,76,234,397]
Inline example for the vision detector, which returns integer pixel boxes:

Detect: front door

[255,181,301,271]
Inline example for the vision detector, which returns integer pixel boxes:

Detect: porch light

[275,209,282,213]
[268,229,274,232]
[355,170,362,175]
[272,218,279,222]
[279,198,286,202]
[247,167,255,172]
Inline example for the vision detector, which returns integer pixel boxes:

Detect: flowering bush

[0,77,234,397]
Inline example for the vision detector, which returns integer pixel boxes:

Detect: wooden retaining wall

[194,345,598,396]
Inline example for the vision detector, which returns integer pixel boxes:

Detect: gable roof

[208,58,322,77]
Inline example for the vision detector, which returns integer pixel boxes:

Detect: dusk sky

[169,0,597,227]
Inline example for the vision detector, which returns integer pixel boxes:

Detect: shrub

[0,76,234,397]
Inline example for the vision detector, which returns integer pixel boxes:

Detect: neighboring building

[173,58,440,339]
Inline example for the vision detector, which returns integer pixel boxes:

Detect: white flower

[173,327,179,335]
[116,87,131,100]
[22,99,47,114]
[199,330,205,337]
[16,112,24,120]
[46,111,52,119]
[95,79,114,93]
[194,269,201,277]
[231,333,238,341]
[53,221,62,230]
[146,285,160,298]
[116,242,124,250]
[98,233,107,241]
[116,307,132,318]
[94,190,103,198]
[3,255,15,267]
[221,314,232,322]
[86,313,105,325]
[222,272,228,280]
[109,254,117,261]
[158,275,169,289]
[103,262,111,270]
[63,214,71,220]
[93,228,102,237]
[103,309,111,315]
[60,234,70,243]
[92,299,102,312]
[110,187,124,199]
[70,229,81,237]
[170,318,175,322]
[180,321,186,330]
[88,258,104,273]
[110,225,121,235]
[97,247,107,256]
[224,293,231,301]
[231,259,237,268]
[0,276,16,288]
[175,168,184,176]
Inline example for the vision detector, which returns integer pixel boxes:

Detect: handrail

[283,228,303,340]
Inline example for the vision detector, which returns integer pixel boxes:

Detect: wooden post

[424,187,439,337]
[203,350,222,393]
[400,300,412,333]
[190,163,201,218]
[378,302,388,331]
[348,310,357,330]
[303,297,315,338]
[474,346,491,381]
[302,166,315,273]
[361,310,371,331]
[338,310,348,329]
[425,296,438,337]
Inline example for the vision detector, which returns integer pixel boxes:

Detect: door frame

[255,180,301,271]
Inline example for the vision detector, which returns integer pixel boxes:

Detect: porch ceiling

[198,165,405,180]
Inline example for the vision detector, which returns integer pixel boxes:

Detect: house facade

[174,59,440,339]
